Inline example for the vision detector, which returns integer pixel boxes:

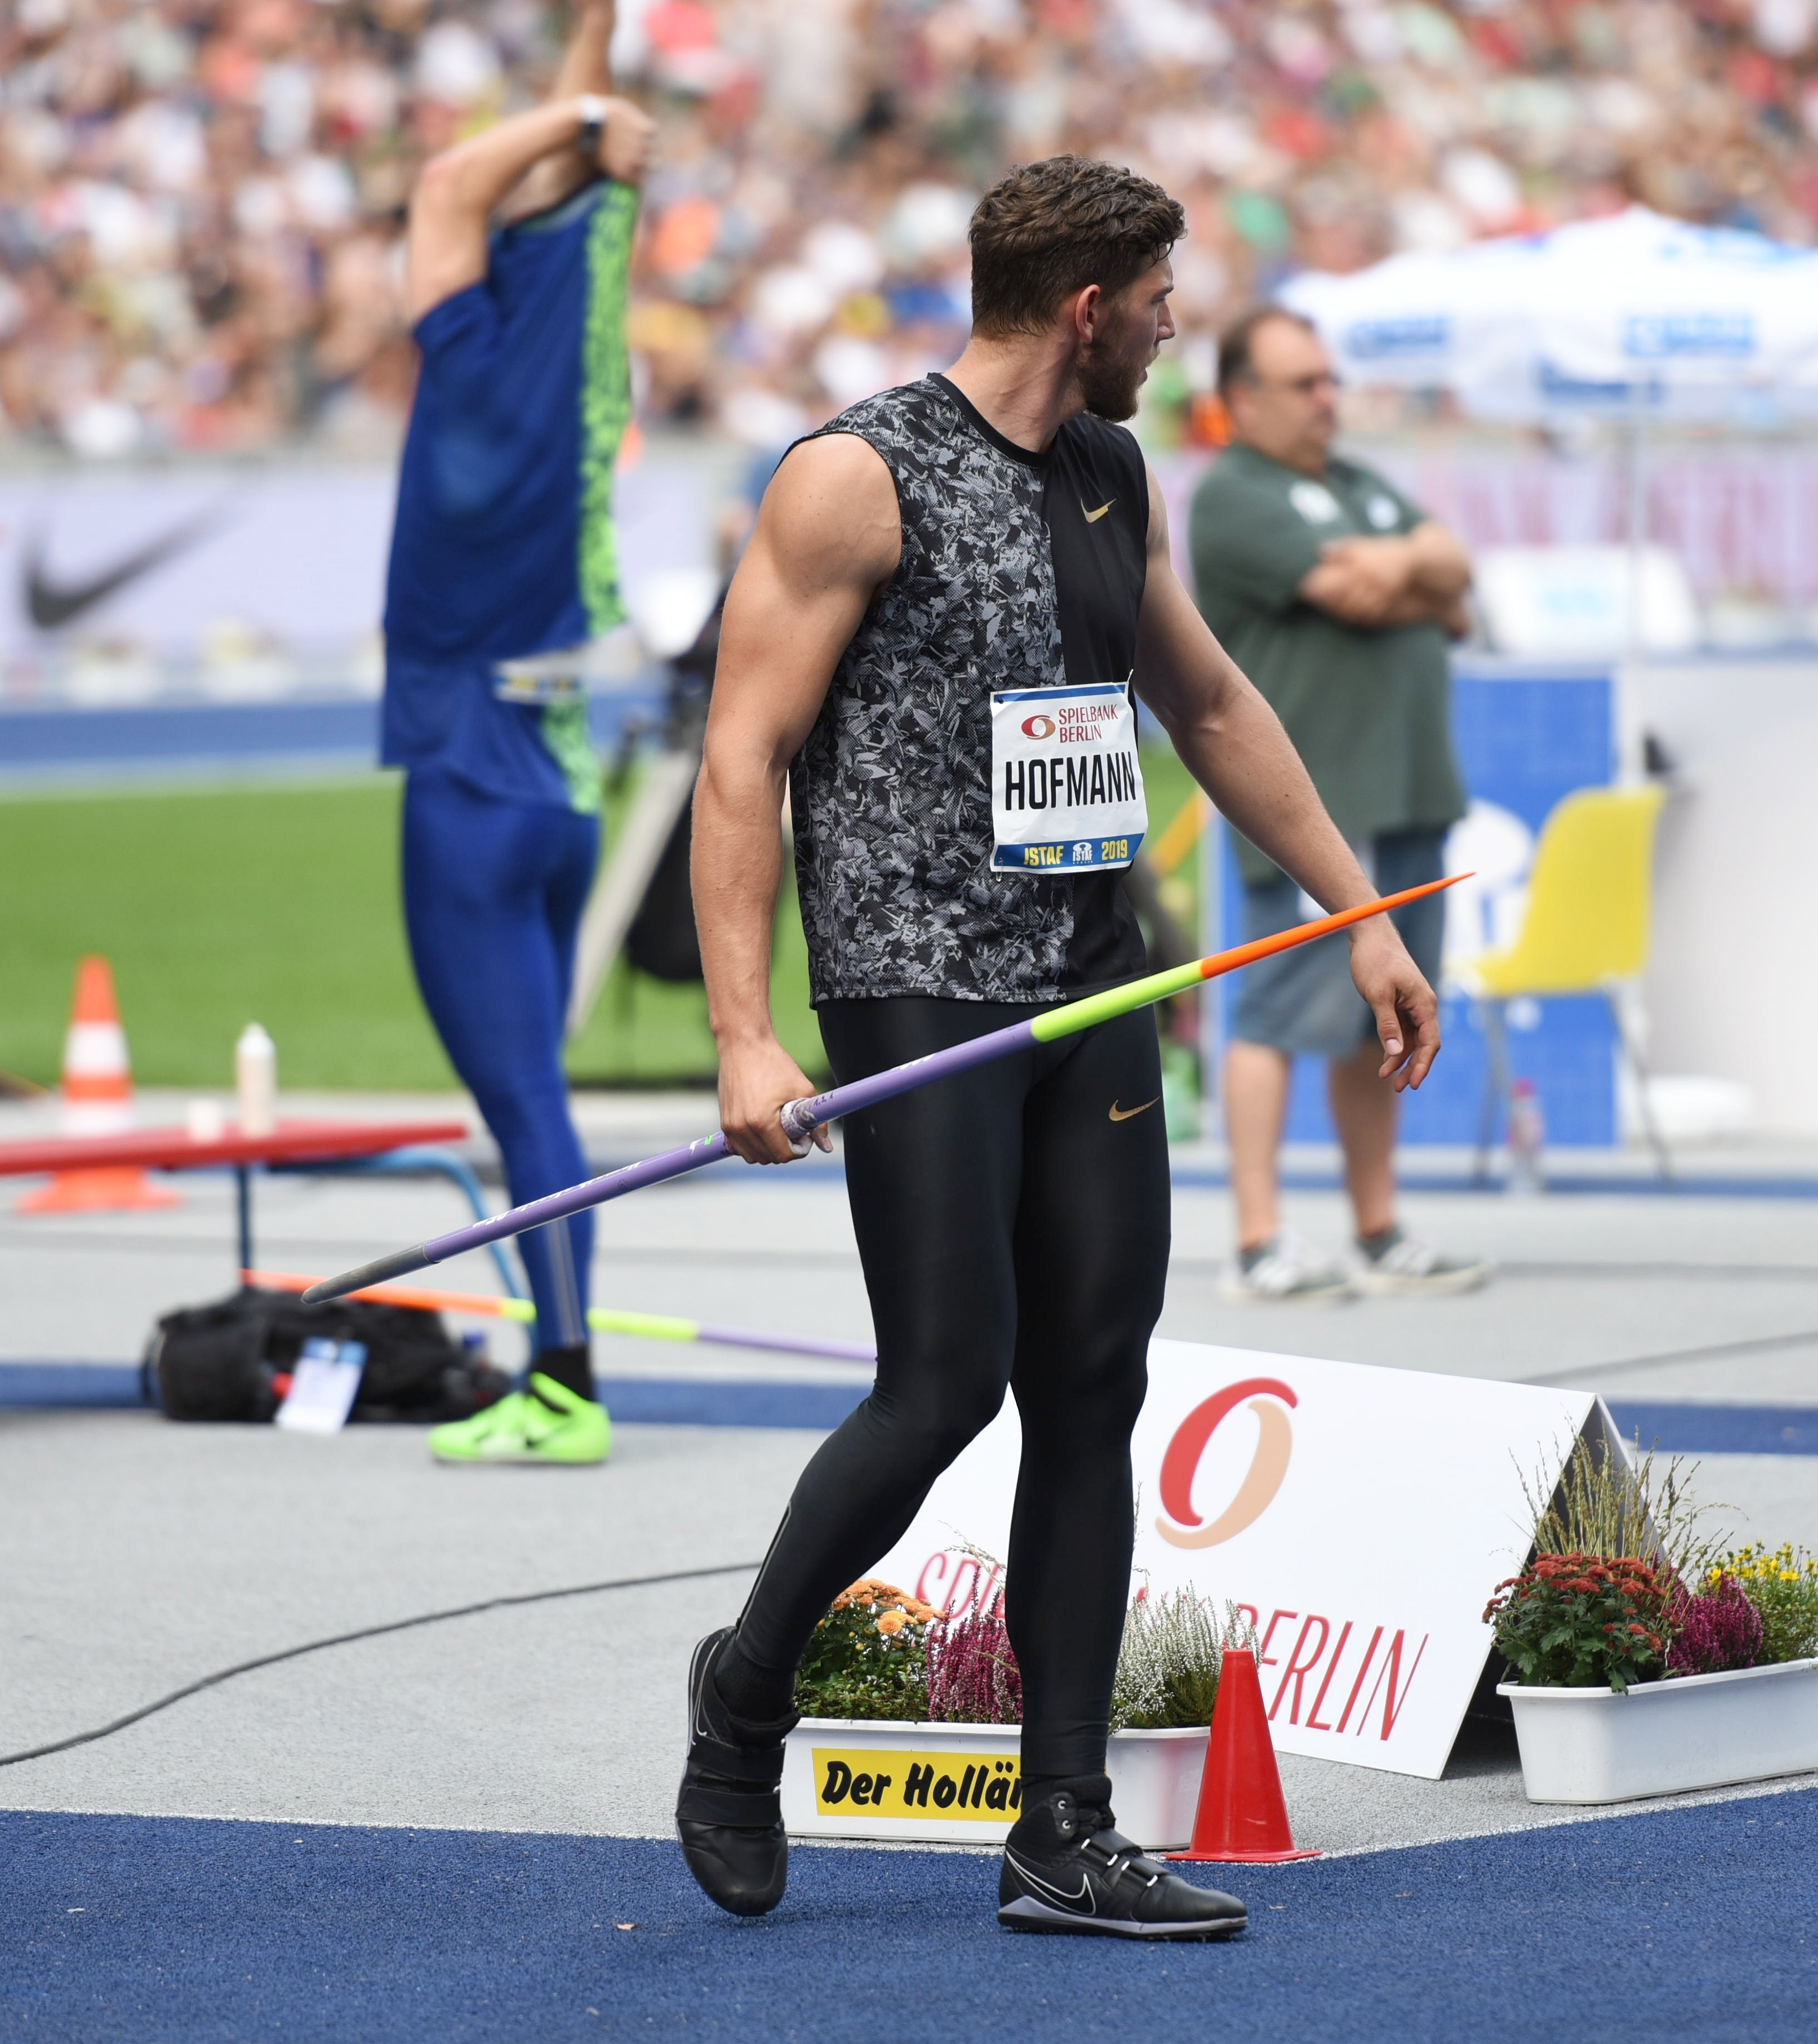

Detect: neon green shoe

[429,1373,610,1466]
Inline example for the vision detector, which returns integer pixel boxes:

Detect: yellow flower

[875,1611,907,1636]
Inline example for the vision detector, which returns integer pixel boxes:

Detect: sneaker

[1353,1225,1492,1296]
[1220,1231,1357,1303]
[999,1789,1247,1941]
[676,1628,798,1918]
[427,1372,610,1464]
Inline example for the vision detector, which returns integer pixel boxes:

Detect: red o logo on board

[1155,1377,1297,1550]
[1021,714,1056,739]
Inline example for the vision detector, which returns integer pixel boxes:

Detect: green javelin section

[590,1307,698,1343]
[1028,958,1209,1044]
[496,1298,698,1342]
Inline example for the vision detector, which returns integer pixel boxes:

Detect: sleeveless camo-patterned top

[788,374,1150,1005]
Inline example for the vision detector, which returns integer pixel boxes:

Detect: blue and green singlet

[382,178,637,814]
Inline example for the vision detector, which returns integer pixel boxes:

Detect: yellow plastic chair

[1451,784,1670,1182]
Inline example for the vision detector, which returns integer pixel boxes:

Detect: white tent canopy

[1281,208,1818,424]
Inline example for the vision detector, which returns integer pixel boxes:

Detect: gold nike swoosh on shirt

[1083,499,1116,523]
[1108,1096,1160,1122]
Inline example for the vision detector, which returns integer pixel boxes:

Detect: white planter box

[1499,1658,1818,1804]
[780,1719,1208,1847]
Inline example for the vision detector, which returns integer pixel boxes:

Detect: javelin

[245,1270,874,1365]
[303,874,1464,1306]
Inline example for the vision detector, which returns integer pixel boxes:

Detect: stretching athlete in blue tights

[380,4,654,1466]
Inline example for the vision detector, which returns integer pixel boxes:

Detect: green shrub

[1110,1589,1254,1731]
[1483,1552,1673,1692]
[792,1580,936,1721]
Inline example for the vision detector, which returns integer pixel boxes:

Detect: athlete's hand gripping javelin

[694,259,1439,1169]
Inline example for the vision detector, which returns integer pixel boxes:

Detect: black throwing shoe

[999,1789,1247,1940]
[675,1627,798,1917]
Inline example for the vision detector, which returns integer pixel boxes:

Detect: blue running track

[7,1363,1818,1456]
[0,694,663,784]
[4,1793,1814,2043]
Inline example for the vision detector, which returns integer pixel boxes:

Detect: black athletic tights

[724,995,1171,1793]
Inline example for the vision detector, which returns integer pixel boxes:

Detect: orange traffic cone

[1169,1648,1320,1863]
[17,956,179,1214]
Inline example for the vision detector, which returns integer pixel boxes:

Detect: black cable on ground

[1529,1327,1818,1386]
[0,1559,759,1770]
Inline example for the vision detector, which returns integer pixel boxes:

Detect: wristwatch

[577,93,608,162]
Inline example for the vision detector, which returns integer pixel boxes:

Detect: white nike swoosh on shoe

[1004,1850,1095,1912]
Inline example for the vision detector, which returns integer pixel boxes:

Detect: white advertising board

[0,451,724,666]
[0,469,395,658]
[872,1340,1610,1781]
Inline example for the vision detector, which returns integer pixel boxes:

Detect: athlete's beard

[1077,332,1152,422]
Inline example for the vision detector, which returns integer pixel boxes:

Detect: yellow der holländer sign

[812,1747,1022,1821]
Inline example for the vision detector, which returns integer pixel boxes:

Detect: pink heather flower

[1668,1574,1764,1676]
[926,1608,1023,1725]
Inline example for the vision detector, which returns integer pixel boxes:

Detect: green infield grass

[0,775,822,1093]
[0,748,1202,1094]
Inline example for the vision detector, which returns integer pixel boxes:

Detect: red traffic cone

[17,956,178,1215]
[1169,1647,1319,1863]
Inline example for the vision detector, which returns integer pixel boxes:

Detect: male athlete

[678,156,1442,1937]
[381,6,653,1466]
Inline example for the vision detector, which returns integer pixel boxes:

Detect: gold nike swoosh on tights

[1083,499,1116,523]
[1108,1096,1160,1122]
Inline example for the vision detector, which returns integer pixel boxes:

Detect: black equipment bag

[622,585,724,986]
[143,1287,512,1424]
[625,796,702,983]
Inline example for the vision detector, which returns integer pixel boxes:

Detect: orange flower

[875,1611,907,1635]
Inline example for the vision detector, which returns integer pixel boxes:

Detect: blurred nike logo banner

[24,509,219,630]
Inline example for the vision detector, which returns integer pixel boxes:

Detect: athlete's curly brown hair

[968,156,1185,338]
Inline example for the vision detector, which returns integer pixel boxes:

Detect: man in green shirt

[1190,305,1489,1301]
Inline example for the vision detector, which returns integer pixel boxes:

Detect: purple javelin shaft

[301,1016,1038,1303]
[698,1323,877,1363]
[302,875,1467,1307]
[774,1015,1037,1144]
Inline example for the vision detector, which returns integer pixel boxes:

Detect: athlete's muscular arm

[1132,465,1440,1090]
[694,436,903,1162]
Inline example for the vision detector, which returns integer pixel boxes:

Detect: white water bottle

[1506,1076,1545,1195]
[236,1023,276,1137]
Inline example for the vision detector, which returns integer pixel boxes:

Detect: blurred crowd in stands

[3,0,1817,461]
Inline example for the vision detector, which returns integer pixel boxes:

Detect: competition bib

[990,680,1147,873]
